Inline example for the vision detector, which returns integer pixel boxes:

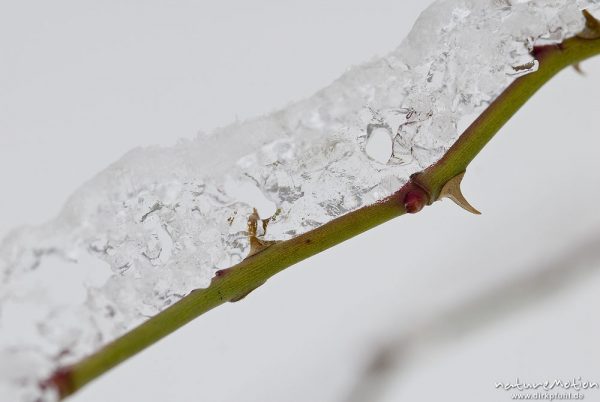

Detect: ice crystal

[1,1,598,400]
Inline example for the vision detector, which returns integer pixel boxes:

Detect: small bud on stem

[403,188,428,214]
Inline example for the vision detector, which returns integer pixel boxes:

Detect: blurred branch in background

[343,230,600,402]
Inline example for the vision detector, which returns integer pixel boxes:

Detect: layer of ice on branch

[1,1,597,400]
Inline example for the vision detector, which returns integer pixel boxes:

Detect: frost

[1,0,598,400]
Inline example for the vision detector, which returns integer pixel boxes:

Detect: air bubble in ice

[365,127,393,164]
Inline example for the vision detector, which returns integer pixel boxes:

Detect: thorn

[578,10,600,39]
[212,269,265,303]
[438,172,481,215]
[248,237,277,257]
[573,63,585,76]
[230,284,263,302]
[246,208,277,258]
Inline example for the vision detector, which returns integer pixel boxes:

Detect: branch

[46,15,600,399]
[342,229,600,402]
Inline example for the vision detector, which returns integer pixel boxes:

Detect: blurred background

[1,0,600,401]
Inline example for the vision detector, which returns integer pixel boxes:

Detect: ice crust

[1,1,598,400]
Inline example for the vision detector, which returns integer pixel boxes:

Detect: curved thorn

[248,237,278,257]
[573,62,585,75]
[578,10,600,40]
[246,208,278,257]
[438,172,481,215]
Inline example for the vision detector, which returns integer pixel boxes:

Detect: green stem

[416,36,600,200]
[50,33,600,399]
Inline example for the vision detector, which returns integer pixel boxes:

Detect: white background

[1,1,600,401]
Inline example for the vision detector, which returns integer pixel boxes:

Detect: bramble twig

[45,14,600,399]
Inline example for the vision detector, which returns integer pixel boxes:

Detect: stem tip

[41,368,74,399]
